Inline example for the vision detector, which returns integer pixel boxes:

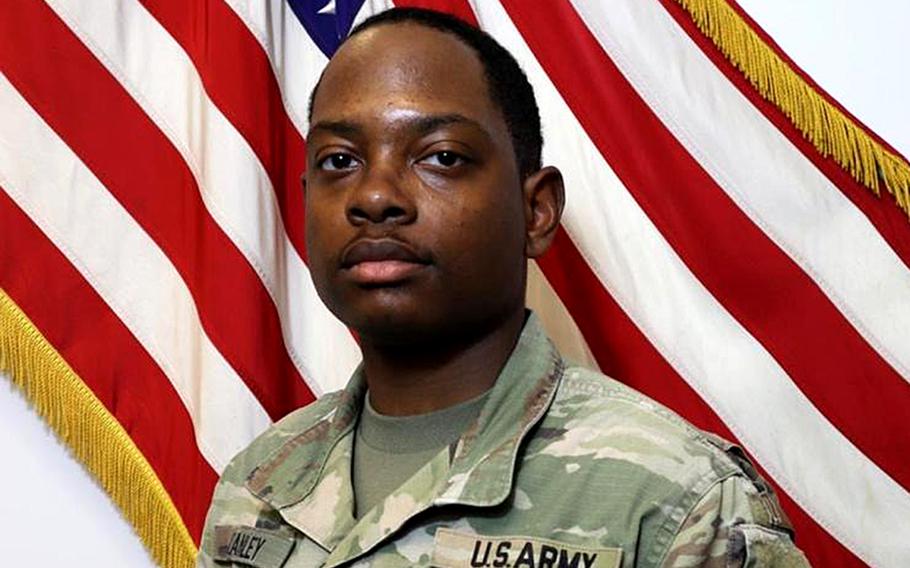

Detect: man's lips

[341,239,429,285]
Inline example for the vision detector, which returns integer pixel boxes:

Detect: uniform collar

[436,314,565,507]
[246,367,364,511]
[245,313,565,558]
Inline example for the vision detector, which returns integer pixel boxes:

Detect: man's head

[310,8,542,181]
[304,8,564,346]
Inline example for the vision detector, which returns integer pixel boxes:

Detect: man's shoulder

[220,390,346,486]
[514,363,805,565]
[536,364,743,489]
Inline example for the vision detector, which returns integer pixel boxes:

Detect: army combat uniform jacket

[199,315,810,568]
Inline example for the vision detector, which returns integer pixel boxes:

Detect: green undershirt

[353,390,489,519]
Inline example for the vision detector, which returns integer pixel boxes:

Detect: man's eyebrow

[308,113,489,138]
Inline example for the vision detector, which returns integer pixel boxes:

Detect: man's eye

[318,153,358,171]
[420,151,466,168]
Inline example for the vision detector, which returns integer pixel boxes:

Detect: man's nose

[345,163,417,226]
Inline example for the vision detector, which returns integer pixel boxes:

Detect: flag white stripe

[354,1,397,30]
[527,261,599,370]
[227,0,394,147]
[572,0,910,383]
[223,0,328,138]
[0,72,269,473]
[46,0,359,395]
[469,2,910,565]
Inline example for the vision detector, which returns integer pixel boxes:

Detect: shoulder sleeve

[660,474,811,567]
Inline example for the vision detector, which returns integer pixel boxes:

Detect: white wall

[736,0,909,158]
[0,373,155,566]
[1,2,906,565]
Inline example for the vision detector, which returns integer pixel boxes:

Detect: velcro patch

[432,528,622,568]
[213,525,295,568]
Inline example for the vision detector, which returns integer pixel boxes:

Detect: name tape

[213,525,295,568]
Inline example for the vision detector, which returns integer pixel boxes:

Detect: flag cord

[675,0,910,218]
[0,289,197,568]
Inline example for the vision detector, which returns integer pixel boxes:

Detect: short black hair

[308,7,543,179]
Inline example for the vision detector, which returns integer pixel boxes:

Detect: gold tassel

[674,0,910,218]
[0,289,197,568]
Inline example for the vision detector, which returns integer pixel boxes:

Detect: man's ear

[522,166,565,258]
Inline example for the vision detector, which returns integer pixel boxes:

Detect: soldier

[199,7,810,567]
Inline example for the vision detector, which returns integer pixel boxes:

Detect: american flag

[1,0,908,566]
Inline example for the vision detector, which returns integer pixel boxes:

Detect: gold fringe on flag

[0,289,197,568]
[674,0,910,218]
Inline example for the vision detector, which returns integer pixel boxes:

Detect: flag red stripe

[0,189,216,543]
[140,0,310,262]
[658,0,910,271]
[539,233,864,566]
[502,0,910,490]
[0,1,315,419]
[770,478,864,567]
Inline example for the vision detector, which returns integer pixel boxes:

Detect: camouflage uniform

[199,315,810,567]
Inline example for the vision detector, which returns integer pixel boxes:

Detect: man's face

[305,23,528,344]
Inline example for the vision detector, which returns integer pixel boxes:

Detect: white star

[317,0,336,15]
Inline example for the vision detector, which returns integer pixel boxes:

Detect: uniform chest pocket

[431,528,622,568]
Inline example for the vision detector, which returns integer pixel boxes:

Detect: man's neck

[358,309,526,416]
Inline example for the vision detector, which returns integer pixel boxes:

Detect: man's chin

[325,288,523,349]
